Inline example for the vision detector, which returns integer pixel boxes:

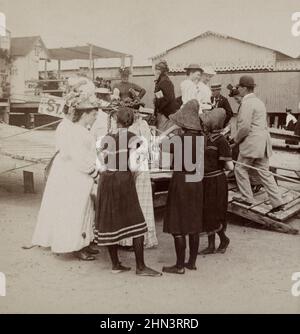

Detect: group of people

[30,60,287,276]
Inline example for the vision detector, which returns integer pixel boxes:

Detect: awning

[48,44,131,60]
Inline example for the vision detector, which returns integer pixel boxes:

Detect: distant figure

[112,67,146,101]
[46,71,60,97]
[285,108,297,131]
[197,66,216,111]
[153,60,177,131]
[95,76,103,88]
[180,64,203,107]
[210,83,233,127]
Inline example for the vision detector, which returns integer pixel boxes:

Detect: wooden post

[44,59,48,78]
[23,171,35,193]
[129,56,133,76]
[57,59,61,79]
[89,44,93,79]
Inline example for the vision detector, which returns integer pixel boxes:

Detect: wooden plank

[251,190,300,217]
[267,199,300,222]
[228,202,299,234]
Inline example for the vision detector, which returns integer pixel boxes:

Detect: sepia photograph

[0,0,300,318]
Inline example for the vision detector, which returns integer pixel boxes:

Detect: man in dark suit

[211,83,233,126]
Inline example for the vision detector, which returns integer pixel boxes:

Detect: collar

[242,93,255,101]
[208,131,222,142]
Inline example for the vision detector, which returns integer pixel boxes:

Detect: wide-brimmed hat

[75,100,98,111]
[155,60,169,72]
[199,108,226,132]
[202,66,216,76]
[169,99,202,131]
[119,67,131,76]
[237,75,256,88]
[184,64,203,72]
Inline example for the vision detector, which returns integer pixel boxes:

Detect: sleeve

[218,136,232,161]
[234,101,254,144]
[181,81,194,104]
[157,80,174,115]
[71,130,98,179]
[222,98,233,126]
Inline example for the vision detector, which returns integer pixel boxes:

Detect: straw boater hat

[202,66,216,76]
[184,64,203,72]
[169,99,202,131]
[211,83,222,91]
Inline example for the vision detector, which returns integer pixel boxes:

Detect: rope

[233,160,300,185]
[0,119,62,140]
[0,162,38,176]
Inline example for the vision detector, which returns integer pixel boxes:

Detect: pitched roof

[151,30,295,60]
[11,36,48,57]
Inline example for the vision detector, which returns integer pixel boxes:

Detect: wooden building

[150,31,300,126]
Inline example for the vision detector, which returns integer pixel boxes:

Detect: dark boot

[198,234,216,255]
[185,234,199,270]
[108,245,131,273]
[217,230,230,254]
[133,236,162,277]
[163,235,186,274]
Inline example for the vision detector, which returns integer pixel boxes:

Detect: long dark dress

[94,129,147,246]
[202,133,232,233]
[163,131,204,235]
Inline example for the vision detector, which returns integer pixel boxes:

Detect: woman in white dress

[119,110,158,249]
[32,101,99,260]
[180,64,203,108]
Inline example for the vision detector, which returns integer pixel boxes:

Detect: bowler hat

[169,99,202,131]
[237,75,256,88]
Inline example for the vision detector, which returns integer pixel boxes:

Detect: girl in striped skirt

[94,107,161,276]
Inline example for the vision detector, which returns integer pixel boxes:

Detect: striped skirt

[94,171,147,246]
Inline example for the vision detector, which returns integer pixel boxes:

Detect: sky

[0,0,300,65]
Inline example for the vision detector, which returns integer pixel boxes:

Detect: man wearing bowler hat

[211,83,233,127]
[233,75,284,214]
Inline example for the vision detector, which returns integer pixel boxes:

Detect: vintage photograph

[0,0,300,316]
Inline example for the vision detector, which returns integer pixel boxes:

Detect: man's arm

[131,83,146,99]
[234,101,254,144]
[222,97,233,126]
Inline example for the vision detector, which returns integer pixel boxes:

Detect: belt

[204,170,224,178]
